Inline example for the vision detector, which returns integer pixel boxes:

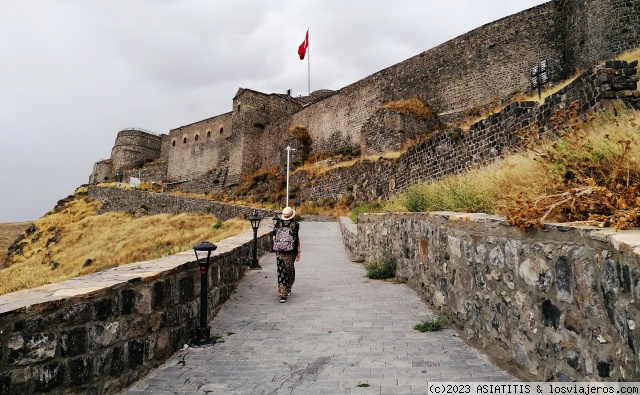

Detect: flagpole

[307,28,310,95]
[285,145,295,207]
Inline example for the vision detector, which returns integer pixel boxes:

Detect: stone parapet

[340,213,640,381]
[87,186,278,221]
[0,225,274,395]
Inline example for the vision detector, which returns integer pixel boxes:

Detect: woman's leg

[276,253,295,297]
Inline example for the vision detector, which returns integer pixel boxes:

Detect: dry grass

[506,102,640,229]
[298,198,352,218]
[383,152,551,215]
[452,70,586,131]
[0,222,32,267]
[381,97,437,121]
[1,192,250,296]
[295,152,402,176]
[617,47,640,63]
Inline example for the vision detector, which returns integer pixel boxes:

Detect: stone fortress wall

[166,112,232,182]
[90,0,640,199]
[294,59,639,204]
[340,212,640,382]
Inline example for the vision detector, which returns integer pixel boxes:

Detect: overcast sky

[0,0,549,223]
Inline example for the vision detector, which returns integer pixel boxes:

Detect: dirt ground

[0,222,31,267]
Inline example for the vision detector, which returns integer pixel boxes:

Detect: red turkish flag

[298,30,308,60]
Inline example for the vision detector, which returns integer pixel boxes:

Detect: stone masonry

[341,213,640,382]
[296,60,639,204]
[0,226,274,395]
[87,185,278,220]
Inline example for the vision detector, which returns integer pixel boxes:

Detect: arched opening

[183,137,187,144]
[219,127,223,134]
[237,104,241,112]
[207,130,211,137]
[195,134,199,141]
[172,140,176,147]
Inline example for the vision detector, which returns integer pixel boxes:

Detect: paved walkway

[121,222,514,395]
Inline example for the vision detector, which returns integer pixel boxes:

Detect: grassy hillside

[0,222,32,268]
[0,188,249,296]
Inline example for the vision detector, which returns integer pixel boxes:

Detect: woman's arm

[295,222,301,261]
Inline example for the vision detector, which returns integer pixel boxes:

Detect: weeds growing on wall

[0,190,249,296]
[414,314,444,332]
[287,125,312,162]
[381,97,437,121]
[349,202,385,223]
[364,251,396,279]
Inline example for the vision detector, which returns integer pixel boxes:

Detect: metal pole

[198,256,209,340]
[286,146,291,207]
[307,28,310,96]
[537,73,542,99]
[251,227,259,269]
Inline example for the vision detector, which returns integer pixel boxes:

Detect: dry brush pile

[506,102,640,230]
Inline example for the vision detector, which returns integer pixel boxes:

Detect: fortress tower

[560,0,640,71]
[111,129,164,174]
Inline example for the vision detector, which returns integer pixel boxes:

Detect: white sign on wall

[130,177,141,188]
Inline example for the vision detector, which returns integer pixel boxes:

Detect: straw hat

[281,206,296,220]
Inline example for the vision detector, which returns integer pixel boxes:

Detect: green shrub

[212,219,224,229]
[336,146,353,156]
[404,186,429,212]
[365,252,395,279]
[319,198,338,208]
[401,177,491,213]
[414,315,444,332]
[349,202,384,223]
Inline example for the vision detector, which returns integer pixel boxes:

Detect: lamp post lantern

[248,209,262,270]
[192,240,217,346]
[272,212,281,227]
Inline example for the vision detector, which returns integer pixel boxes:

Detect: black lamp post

[248,210,262,270]
[193,240,217,346]
[272,212,281,227]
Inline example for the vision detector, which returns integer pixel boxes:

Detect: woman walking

[272,206,301,303]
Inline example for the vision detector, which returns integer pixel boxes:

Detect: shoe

[287,291,292,296]
[280,297,287,303]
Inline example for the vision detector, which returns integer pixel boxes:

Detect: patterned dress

[273,220,300,298]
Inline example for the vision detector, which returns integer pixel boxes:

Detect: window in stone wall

[195,134,199,141]
[183,137,187,144]
[262,104,266,111]
[220,127,223,134]
[237,104,241,112]
[172,140,176,147]
[207,130,211,137]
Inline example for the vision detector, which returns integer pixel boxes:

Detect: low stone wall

[88,185,277,221]
[340,213,640,382]
[0,225,273,395]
